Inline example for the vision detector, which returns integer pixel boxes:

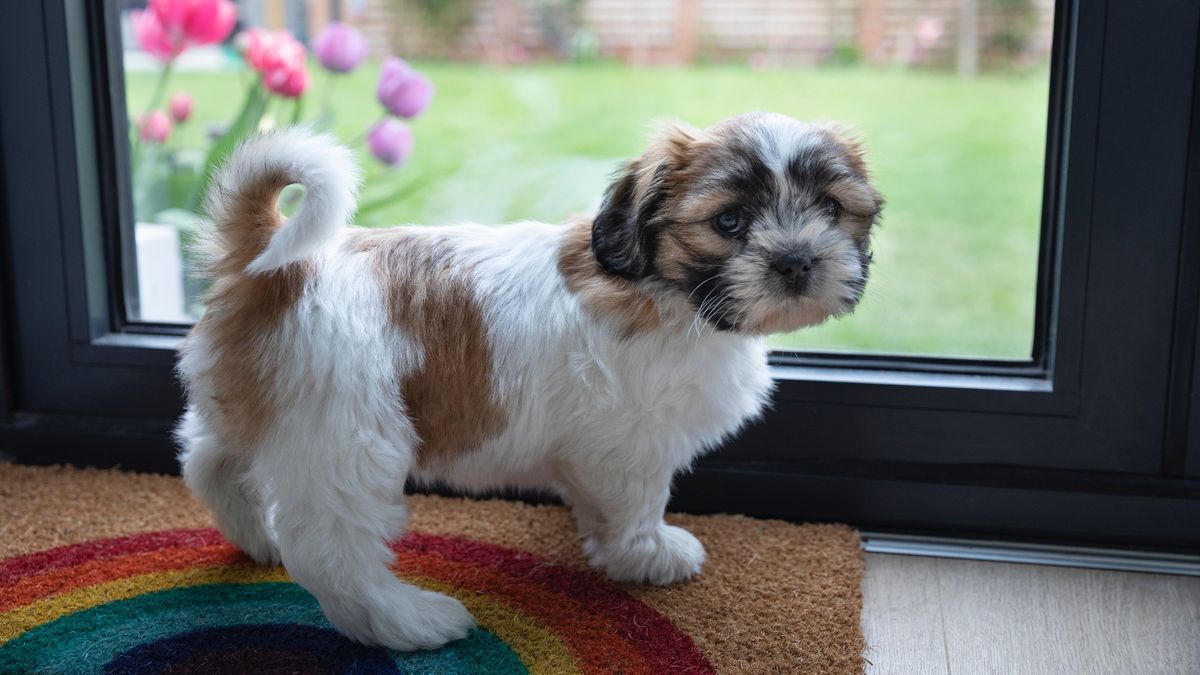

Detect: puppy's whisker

[709,303,738,338]
[687,274,722,301]
[691,285,724,341]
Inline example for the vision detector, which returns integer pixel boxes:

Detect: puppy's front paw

[589,524,706,586]
[321,583,475,651]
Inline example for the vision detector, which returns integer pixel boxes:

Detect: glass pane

[118,0,1051,360]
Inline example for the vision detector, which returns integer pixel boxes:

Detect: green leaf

[188,79,269,211]
[354,172,435,223]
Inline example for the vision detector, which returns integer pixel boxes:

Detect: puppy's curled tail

[198,126,361,278]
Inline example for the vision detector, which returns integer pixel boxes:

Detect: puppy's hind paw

[322,584,476,651]
[221,524,282,566]
[238,537,282,566]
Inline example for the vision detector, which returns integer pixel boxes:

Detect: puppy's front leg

[559,460,706,585]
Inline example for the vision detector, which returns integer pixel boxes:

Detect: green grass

[128,61,1049,358]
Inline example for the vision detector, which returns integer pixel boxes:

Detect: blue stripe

[0,582,526,675]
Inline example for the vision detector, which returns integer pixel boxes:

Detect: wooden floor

[861,553,1200,674]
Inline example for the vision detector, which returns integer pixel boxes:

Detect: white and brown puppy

[176,112,882,650]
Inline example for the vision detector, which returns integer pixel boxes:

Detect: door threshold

[861,532,1200,576]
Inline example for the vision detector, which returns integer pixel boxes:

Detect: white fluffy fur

[206,126,362,274]
[177,130,777,651]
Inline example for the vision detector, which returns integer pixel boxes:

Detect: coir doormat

[0,462,865,673]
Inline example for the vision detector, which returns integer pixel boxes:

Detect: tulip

[241,27,274,71]
[133,0,236,63]
[138,111,172,143]
[242,28,310,98]
[376,57,434,119]
[264,62,310,98]
[367,119,413,167]
[131,10,181,62]
[150,0,236,45]
[169,92,193,123]
[313,22,369,74]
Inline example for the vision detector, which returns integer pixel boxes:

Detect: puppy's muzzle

[771,252,817,294]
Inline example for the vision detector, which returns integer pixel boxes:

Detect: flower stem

[291,95,305,126]
[349,113,389,146]
[147,60,175,114]
[131,59,175,160]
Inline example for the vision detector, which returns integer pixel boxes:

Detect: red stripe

[393,550,651,674]
[0,544,246,613]
[396,533,714,674]
[0,529,225,586]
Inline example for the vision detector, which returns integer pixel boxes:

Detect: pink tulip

[242,28,310,98]
[180,0,237,44]
[241,27,273,71]
[313,22,369,73]
[134,0,236,63]
[367,119,413,167]
[149,0,236,44]
[376,57,434,119]
[149,0,189,31]
[264,62,310,98]
[132,10,182,62]
[169,92,194,123]
[138,111,172,143]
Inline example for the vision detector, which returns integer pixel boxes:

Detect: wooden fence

[262,0,1056,71]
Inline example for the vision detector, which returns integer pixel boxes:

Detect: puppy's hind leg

[177,407,280,565]
[259,422,474,651]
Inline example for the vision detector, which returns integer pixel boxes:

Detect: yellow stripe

[0,565,289,641]
[419,578,581,675]
[0,566,580,675]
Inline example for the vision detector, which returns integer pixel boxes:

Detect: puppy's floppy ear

[815,121,884,237]
[592,122,697,279]
[815,122,871,179]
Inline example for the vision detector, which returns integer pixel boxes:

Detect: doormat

[0,462,865,673]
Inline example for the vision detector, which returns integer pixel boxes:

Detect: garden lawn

[128,61,1049,358]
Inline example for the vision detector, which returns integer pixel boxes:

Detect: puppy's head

[593,112,882,335]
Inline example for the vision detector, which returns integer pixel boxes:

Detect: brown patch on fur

[636,125,745,285]
[557,218,662,338]
[186,173,310,450]
[348,229,506,466]
[198,173,292,277]
[655,222,738,283]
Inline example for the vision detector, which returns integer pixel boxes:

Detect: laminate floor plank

[861,553,950,675]
[862,553,1200,675]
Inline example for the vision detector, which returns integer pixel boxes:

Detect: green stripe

[0,582,526,674]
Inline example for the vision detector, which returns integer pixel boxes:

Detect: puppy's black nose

[772,253,815,289]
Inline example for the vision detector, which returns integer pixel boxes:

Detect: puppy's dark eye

[820,196,842,219]
[714,209,744,236]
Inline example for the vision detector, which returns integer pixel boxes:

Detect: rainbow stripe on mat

[0,528,714,674]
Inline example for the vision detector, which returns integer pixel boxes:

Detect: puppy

[176,112,882,650]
